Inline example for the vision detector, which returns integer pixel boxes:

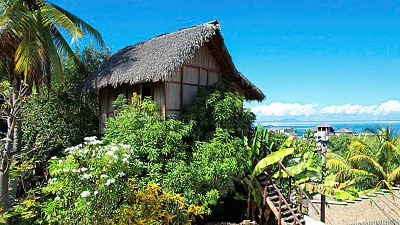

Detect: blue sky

[55,0,400,121]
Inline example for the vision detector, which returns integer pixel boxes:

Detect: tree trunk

[0,113,14,211]
[12,77,21,154]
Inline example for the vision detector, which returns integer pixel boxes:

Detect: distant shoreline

[256,120,400,124]
[258,120,400,135]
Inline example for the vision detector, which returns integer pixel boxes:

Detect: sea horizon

[256,120,400,135]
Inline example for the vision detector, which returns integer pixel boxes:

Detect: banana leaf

[252,147,294,176]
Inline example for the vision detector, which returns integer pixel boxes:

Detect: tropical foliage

[182,85,255,140]
[0,0,103,85]
[327,128,400,190]
[39,137,203,224]
[0,0,103,211]
[104,94,253,206]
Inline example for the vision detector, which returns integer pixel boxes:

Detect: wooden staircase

[255,163,321,225]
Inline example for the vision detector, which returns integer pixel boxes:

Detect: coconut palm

[327,127,400,190]
[0,0,103,210]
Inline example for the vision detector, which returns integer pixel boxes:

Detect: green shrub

[114,183,204,225]
[182,85,255,140]
[41,137,203,224]
[4,45,110,224]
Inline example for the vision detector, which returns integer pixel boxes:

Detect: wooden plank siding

[165,45,222,115]
[98,45,247,132]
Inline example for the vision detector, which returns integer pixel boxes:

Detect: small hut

[81,20,265,132]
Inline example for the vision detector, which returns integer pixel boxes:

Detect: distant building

[269,127,298,137]
[314,123,335,140]
[334,128,353,135]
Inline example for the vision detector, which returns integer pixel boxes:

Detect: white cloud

[251,102,317,117]
[374,100,400,115]
[320,104,377,115]
[251,100,400,120]
[320,100,400,115]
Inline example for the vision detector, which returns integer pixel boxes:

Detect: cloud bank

[251,100,400,121]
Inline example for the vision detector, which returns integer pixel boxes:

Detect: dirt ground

[308,190,400,225]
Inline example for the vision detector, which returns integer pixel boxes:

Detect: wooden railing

[276,161,320,217]
[264,172,304,225]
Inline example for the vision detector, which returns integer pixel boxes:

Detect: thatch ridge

[81,20,265,101]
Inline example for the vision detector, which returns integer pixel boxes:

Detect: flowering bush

[40,94,254,223]
[114,183,204,225]
[42,136,203,224]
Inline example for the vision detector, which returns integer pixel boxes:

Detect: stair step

[286,218,306,225]
[269,195,279,201]
[283,213,302,222]
[279,204,289,210]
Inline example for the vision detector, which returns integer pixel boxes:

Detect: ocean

[260,121,400,136]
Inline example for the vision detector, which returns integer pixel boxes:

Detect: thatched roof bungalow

[81,20,265,131]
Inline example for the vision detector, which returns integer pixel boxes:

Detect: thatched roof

[80,20,265,101]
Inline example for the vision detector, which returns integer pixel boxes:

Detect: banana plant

[240,125,296,224]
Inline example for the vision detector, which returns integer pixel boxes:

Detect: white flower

[72,169,79,173]
[51,156,57,160]
[100,174,109,179]
[63,168,69,172]
[92,140,102,145]
[65,146,75,154]
[122,144,131,149]
[123,153,130,158]
[84,136,97,142]
[58,160,63,164]
[105,151,115,157]
[94,191,98,195]
[117,172,125,177]
[111,145,118,151]
[81,173,93,180]
[122,158,129,163]
[105,178,115,186]
[80,191,90,198]
[55,196,60,201]
[80,167,88,172]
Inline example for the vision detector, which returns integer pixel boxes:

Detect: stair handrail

[265,173,304,225]
[259,136,321,219]
[277,162,320,216]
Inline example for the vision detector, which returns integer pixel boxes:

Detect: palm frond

[336,169,378,183]
[50,26,80,64]
[348,154,385,178]
[388,166,400,183]
[42,25,63,82]
[327,159,350,172]
[42,1,104,46]
[39,2,84,43]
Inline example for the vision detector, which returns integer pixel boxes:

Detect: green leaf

[252,147,294,176]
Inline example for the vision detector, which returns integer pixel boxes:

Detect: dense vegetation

[1,1,399,225]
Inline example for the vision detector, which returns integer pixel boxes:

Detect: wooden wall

[98,83,165,132]
[98,44,245,131]
[165,45,222,115]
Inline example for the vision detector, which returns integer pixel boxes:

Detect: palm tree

[327,128,400,191]
[0,0,103,210]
